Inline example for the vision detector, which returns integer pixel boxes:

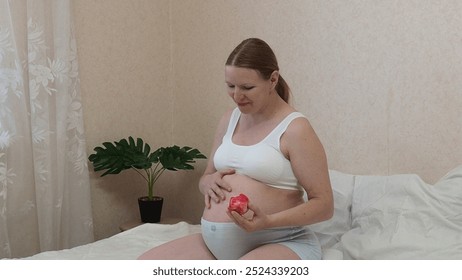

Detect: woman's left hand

[227,202,270,232]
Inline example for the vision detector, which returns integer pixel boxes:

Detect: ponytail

[276,75,291,103]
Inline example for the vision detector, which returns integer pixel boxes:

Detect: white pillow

[340,167,462,259]
[435,164,462,188]
[308,169,355,249]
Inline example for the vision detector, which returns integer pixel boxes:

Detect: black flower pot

[138,196,164,223]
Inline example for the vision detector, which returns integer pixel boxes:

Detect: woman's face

[225,66,274,114]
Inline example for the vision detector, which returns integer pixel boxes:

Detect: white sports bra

[213,108,305,191]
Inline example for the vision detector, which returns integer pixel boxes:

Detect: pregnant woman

[138,38,333,260]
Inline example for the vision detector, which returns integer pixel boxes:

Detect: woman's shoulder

[284,111,316,139]
[281,108,309,124]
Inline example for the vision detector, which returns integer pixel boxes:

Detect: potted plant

[88,136,206,223]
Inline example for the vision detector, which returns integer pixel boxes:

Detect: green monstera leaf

[88,136,206,200]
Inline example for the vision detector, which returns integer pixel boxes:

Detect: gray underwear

[201,218,321,260]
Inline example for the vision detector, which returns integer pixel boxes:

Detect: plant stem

[131,163,167,201]
[132,167,148,183]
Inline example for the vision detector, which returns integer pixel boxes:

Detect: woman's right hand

[200,169,235,209]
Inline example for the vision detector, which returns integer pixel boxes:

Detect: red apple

[228,193,249,215]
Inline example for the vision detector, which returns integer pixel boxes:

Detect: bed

[22,165,462,260]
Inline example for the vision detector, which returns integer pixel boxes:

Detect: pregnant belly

[202,173,304,222]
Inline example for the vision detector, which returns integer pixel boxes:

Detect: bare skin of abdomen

[202,173,304,222]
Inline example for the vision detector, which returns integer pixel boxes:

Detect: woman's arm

[278,117,334,224]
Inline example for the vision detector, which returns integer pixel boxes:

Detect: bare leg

[239,244,300,260]
[137,233,216,260]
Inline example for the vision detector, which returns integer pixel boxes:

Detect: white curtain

[0,0,94,258]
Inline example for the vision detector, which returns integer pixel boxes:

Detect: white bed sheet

[23,221,342,260]
[24,222,201,260]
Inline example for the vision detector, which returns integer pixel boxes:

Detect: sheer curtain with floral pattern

[0,0,94,258]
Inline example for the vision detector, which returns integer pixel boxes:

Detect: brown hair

[226,38,291,103]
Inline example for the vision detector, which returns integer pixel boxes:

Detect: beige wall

[74,0,462,240]
[73,0,174,240]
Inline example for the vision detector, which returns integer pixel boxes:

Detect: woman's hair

[225,38,291,103]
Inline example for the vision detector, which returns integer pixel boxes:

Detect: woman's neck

[247,94,292,125]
